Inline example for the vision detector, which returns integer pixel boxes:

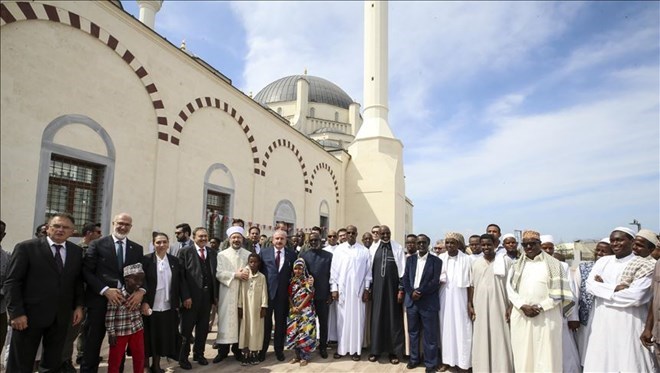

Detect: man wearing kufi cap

[437,232,473,372]
[506,230,573,372]
[640,229,660,366]
[213,226,251,363]
[584,227,656,371]
[540,234,581,373]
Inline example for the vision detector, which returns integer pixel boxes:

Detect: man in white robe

[507,230,573,373]
[438,232,472,372]
[471,234,514,372]
[324,230,340,343]
[213,226,250,363]
[330,225,372,360]
[584,227,656,372]
[541,234,581,373]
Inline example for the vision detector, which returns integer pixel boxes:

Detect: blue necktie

[116,240,124,270]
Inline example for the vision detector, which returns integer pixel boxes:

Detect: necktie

[275,249,281,270]
[116,240,124,270]
[199,248,205,261]
[53,244,64,273]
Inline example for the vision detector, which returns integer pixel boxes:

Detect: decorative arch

[309,162,340,203]
[260,138,309,189]
[170,96,260,173]
[273,199,296,229]
[0,1,170,142]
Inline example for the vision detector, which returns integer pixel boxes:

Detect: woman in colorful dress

[286,258,318,366]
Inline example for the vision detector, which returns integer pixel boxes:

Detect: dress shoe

[61,360,76,373]
[193,355,209,365]
[319,349,328,359]
[276,351,285,361]
[333,352,343,359]
[212,353,226,364]
[407,362,419,369]
[178,359,192,370]
[258,351,266,362]
[352,353,361,361]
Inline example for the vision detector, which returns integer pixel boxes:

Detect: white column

[137,0,163,30]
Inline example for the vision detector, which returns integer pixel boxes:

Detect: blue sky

[122,1,659,242]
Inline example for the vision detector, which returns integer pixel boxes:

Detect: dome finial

[180,39,187,50]
[304,68,308,75]
[248,91,253,98]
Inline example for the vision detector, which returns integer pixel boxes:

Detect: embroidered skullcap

[445,232,465,246]
[522,230,540,240]
[502,233,516,241]
[226,226,244,238]
[123,263,143,276]
[598,237,610,244]
[636,229,660,247]
[611,226,635,239]
[540,235,554,244]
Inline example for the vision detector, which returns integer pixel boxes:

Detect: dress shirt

[153,254,172,311]
[47,236,67,265]
[274,248,285,272]
[413,252,428,288]
[112,235,127,262]
[195,243,208,260]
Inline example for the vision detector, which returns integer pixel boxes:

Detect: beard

[113,230,127,240]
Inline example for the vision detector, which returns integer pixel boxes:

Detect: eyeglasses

[327,235,336,238]
[50,224,73,230]
[521,241,540,248]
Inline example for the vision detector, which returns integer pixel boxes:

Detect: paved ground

[84,329,416,373]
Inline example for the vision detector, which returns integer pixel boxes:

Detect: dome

[254,75,353,109]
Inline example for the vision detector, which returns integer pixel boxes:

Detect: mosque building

[0,0,413,245]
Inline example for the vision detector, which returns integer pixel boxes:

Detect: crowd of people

[0,215,659,373]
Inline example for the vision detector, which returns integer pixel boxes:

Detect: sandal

[352,353,361,361]
[389,354,400,365]
[289,357,301,364]
[368,354,378,362]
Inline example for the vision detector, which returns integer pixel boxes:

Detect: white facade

[0,0,411,246]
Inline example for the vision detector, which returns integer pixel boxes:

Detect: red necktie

[275,249,281,270]
[199,248,205,261]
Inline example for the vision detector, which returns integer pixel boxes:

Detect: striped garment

[105,288,144,337]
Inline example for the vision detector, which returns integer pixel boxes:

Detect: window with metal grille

[206,190,230,239]
[46,154,104,236]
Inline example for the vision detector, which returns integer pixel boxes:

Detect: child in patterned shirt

[105,263,145,373]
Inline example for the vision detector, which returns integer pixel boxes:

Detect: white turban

[540,235,554,244]
[611,226,635,239]
[226,226,244,238]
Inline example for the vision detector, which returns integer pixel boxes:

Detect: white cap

[611,226,635,239]
[540,235,554,244]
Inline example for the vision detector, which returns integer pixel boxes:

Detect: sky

[122,1,659,243]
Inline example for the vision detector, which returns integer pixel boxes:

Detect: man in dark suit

[177,227,218,369]
[82,213,145,373]
[5,213,84,372]
[259,229,297,362]
[402,234,442,373]
[300,231,332,358]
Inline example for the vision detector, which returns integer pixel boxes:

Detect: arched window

[309,107,315,117]
[203,163,235,239]
[274,199,296,233]
[319,200,329,238]
[334,111,339,122]
[35,115,116,235]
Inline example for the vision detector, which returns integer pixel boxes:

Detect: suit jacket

[141,252,189,309]
[260,246,297,302]
[177,245,218,305]
[5,237,84,327]
[402,253,442,311]
[83,235,144,308]
[300,248,332,301]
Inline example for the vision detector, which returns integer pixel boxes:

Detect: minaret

[346,1,406,242]
[136,0,163,30]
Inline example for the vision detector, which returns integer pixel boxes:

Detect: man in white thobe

[330,225,372,360]
[438,232,472,372]
[213,226,250,363]
[584,227,656,372]
[507,230,573,373]
[541,234,580,373]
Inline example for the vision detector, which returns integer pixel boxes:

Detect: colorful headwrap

[293,257,309,277]
[445,232,465,247]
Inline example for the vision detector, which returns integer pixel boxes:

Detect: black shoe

[179,359,192,370]
[407,362,419,369]
[352,353,361,361]
[276,351,285,361]
[193,355,209,365]
[319,349,328,359]
[213,353,226,364]
[333,352,343,359]
[258,351,266,362]
[251,352,260,365]
[61,360,76,373]
[75,356,83,365]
